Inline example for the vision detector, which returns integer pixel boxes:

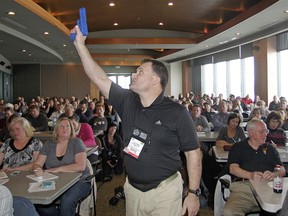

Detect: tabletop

[197,131,219,142]
[33,131,53,143]
[249,178,288,213]
[212,145,288,163]
[4,171,81,205]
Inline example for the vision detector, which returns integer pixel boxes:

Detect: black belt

[232,178,248,182]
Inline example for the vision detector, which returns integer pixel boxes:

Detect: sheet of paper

[0,179,9,185]
[28,181,56,193]
[197,132,206,137]
[0,171,8,179]
[26,172,58,182]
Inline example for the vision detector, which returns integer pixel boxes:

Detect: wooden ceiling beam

[86,38,196,45]
[91,54,154,59]
[96,59,143,66]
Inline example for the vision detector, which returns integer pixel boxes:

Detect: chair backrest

[214,174,231,216]
[95,136,103,150]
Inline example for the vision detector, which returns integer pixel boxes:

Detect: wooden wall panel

[66,65,90,100]
[13,64,41,102]
[41,65,67,98]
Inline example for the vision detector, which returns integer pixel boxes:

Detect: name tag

[124,137,145,159]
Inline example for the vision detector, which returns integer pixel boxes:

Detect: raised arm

[72,25,112,98]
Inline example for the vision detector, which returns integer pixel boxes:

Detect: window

[108,74,131,89]
[201,57,254,100]
[278,50,288,99]
[201,64,213,96]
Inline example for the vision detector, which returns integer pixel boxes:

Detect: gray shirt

[40,138,89,180]
[192,115,211,132]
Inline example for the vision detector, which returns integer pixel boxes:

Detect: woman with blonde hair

[0,117,42,171]
[33,117,91,216]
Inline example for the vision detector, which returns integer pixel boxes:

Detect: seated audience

[249,107,267,122]
[44,99,56,118]
[101,123,123,178]
[212,101,230,131]
[241,94,253,106]
[89,103,108,137]
[48,103,64,121]
[255,99,270,118]
[0,185,13,215]
[279,98,288,112]
[33,117,91,216]
[0,114,18,145]
[281,109,288,130]
[25,105,48,132]
[59,103,75,119]
[88,101,97,116]
[231,99,243,115]
[223,119,285,216]
[104,103,121,130]
[13,100,27,116]
[211,97,220,111]
[266,111,287,146]
[191,104,210,132]
[0,117,43,171]
[269,95,280,111]
[0,104,15,130]
[70,114,96,147]
[75,100,93,123]
[216,113,246,148]
[201,102,215,123]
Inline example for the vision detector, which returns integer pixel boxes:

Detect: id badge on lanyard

[123,128,149,159]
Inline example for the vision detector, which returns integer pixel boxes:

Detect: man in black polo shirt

[223,119,285,215]
[72,25,202,216]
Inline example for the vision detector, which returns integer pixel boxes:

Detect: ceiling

[0,0,288,70]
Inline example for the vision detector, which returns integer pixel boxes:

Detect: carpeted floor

[95,173,214,216]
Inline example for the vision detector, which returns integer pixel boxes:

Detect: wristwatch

[188,188,201,197]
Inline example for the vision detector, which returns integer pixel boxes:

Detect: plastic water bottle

[273,165,283,193]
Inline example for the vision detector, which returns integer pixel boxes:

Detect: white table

[212,146,228,162]
[33,131,53,143]
[249,178,288,213]
[212,145,288,163]
[5,171,81,204]
[197,132,219,142]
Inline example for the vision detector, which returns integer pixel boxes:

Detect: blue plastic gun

[70,7,88,41]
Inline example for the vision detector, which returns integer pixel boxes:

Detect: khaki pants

[223,181,260,216]
[124,172,183,216]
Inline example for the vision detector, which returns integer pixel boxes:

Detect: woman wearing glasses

[32,117,91,216]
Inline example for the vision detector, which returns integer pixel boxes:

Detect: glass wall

[277,50,288,99]
[201,57,254,100]
[108,74,131,89]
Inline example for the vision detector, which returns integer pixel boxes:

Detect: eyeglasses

[252,129,269,134]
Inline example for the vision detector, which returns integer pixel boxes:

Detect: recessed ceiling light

[285,9,288,13]
[114,23,118,26]
[63,44,67,47]
[7,11,15,15]
[22,49,26,52]
[44,32,49,35]
[109,3,115,7]
[159,22,164,26]
[235,32,241,36]
[168,2,174,6]
[231,37,237,40]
